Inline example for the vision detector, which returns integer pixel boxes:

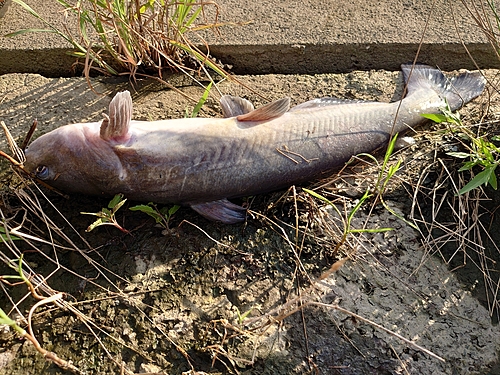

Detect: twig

[22,293,83,374]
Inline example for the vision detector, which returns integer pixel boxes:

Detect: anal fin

[190,199,247,224]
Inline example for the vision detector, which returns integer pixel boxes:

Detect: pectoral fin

[100,91,133,143]
[220,95,255,117]
[190,199,247,224]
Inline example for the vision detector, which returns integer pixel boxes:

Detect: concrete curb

[0,0,498,76]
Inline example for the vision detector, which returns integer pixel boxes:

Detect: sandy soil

[0,68,498,375]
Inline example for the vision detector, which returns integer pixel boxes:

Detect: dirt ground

[0,67,499,375]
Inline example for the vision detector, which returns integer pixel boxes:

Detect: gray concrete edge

[0,42,497,78]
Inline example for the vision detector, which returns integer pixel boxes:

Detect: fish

[23,64,485,224]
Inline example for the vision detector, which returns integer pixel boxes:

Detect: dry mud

[0,68,498,375]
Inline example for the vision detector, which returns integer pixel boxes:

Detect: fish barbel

[23,64,485,223]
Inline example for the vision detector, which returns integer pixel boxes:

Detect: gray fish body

[24,64,485,223]
[126,101,412,202]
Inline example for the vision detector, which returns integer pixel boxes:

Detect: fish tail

[401,63,486,111]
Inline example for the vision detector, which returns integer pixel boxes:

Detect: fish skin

[23,64,486,223]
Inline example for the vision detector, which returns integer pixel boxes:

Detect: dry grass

[10,0,254,99]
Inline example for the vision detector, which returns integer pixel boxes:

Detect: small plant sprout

[235,306,254,325]
[355,134,417,229]
[353,133,402,197]
[129,203,180,229]
[303,188,392,253]
[422,104,499,194]
[0,255,36,293]
[81,194,129,233]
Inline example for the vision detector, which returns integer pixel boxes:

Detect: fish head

[24,123,121,195]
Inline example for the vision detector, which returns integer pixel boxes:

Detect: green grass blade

[347,189,371,223]
[168,39,227,78]
[421,113,450,123]
[303,188,334,206]
[0,227,21,241]
[349,227,393,233]
[190,82,212,118]
[4,29,58,37]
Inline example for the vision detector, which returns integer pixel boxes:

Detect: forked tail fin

[401,63,486,111]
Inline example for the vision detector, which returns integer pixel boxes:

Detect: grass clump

[422,105,499,194]
[8,0,232,80]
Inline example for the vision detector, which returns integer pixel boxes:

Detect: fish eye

[35,165,49,180]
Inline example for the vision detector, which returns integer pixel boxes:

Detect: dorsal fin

[237,97,290,122]
[220,95,255,117]
[100,91,133,143]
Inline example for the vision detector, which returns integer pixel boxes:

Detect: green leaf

[0,308,17,327]
[86,218,106,232]
[459,166,497,194]
[129,204,156,214]
[384,133,398,161]
[458,161,478,172]
[303,188,334,206]
[130,204,163,223]
[4,29,58,37]
[168,205,180,216]
[421,113,450,123]
[108,193,126,209]
[489,170,498,190]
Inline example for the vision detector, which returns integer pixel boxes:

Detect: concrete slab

[0,0,498,76]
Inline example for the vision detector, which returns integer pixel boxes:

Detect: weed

[235,306,254,325]
[303,188,392,253]
[322,133,418,230]
[129,202,180,229]
[1,255,33,290]
[353,133,403,195]
[422,104,499,194]
[8,0,232,80]
[81,193,128,233]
